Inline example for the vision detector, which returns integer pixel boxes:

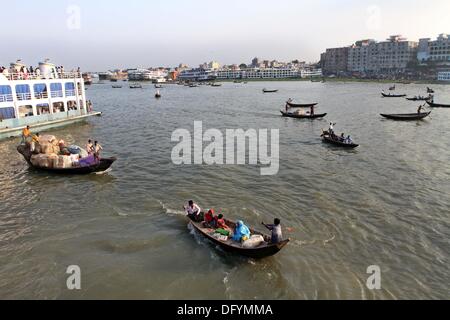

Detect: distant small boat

[189,84,198,88]
[130,84,143,89]
[382,92,407,98]
[380,112,431,121]
[280,111,327,119]
[112,85,122,89]
[154,84,163,89]
[211,83,222,87]
[389,85,396,91]
[427,101,450,108]
[263,89,278,93]
[234,80,242,83]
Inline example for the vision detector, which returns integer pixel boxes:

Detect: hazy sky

[2,0,449,70]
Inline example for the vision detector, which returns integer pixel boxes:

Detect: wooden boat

[380,112,431,121]
[17,145,116,175]
[130,84,142,89]
[286,101,318,108]
[280,111,327,119]
[321,132,359,149]
[406,96,431,101]
[382,92,407,98]
[112,85,122,89]
[189,219,290,259]
[389,85,396,91]
[154,84,163,89]
[427,101,450,108]
[263,89,278,93]
[211,83,222,87]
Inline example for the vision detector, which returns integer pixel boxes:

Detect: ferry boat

[0,59,101,141]
[178,68,217,82]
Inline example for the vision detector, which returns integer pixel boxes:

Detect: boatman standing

[184,200,202,222]
[262,219,283,244]
[21,126,31,144]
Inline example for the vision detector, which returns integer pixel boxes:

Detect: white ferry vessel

[0,59,101,140]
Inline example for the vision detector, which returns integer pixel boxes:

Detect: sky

[1,0,449,71]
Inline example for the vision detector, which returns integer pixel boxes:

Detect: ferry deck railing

[3,72,82,81]
[0,94,14,103]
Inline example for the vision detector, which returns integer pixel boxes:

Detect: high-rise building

[417,34,450,65]
[347,40,376,73]
[320,47,349,75]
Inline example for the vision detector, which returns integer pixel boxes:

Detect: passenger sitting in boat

[340,133,345,142]
[262,219,283,244]
[184,200,203,222]
[203,209,216,228]
[345,135,353,144]
[232,220,251,243]
[310,106,315,116]
[215,214,232,232]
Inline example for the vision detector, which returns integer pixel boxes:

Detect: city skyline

[3,0,450,70]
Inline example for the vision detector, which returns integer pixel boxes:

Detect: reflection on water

[0,81,449,299]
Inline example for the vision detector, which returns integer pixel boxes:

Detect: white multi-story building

[437,71,450,81]
[347,40,375,73]
[217,67,301,79]
[418,34,450,65]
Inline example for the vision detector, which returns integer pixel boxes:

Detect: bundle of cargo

[30,153,58,168]
[36,135,60,155]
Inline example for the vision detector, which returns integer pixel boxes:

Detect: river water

[0,81,449,299]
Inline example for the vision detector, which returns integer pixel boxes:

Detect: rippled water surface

[0,81,449,299]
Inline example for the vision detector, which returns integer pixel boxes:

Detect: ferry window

[18,105,33,117]
[50,83,63,98]
[0,85,13,102]
[52,102,65,113]
[65,83,76,96]
[0,107,16,120]
[33,83,48,99]
[15,84,31,101]
[36,103,50,115]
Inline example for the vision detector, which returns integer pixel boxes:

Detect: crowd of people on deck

[183,200,283,245]
[0,65,81,80]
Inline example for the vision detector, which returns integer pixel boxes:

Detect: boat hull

[281,111,327,119]
[380,112,431,120]
[287,102,318,108]
[322,135,359,148]
[427,101,450,108]
[382,93,407,98]
[17,144,116,175]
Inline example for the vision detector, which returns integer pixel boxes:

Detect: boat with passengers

[0,59,101,141]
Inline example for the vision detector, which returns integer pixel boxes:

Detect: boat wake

[292,233,336,247]
[159,200,185,216]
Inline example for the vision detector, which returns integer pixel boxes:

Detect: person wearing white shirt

[184,200,202,222]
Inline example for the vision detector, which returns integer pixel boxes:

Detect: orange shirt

[22,128,30,137]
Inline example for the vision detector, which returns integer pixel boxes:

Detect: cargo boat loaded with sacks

[17,134,116,174]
